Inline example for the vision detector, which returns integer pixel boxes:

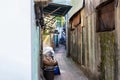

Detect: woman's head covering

[43,46,54,56]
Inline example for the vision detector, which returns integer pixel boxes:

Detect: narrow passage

[54,45,88,80]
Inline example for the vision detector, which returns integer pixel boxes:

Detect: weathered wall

[115,0,120,80]
[69,11,81,62]
[67,22,71,57]
[98,31,115,80]
[77,25,82,64]
[81,9,87,66]
[85,0,112,16]
[96,2,115,80]
[69,6,98,79]
[69,0,120,80]
[71,30,76,61]
[70,30,73,58]
[84,1,98,76]
[85,12,98,79]
[84,0,116,80]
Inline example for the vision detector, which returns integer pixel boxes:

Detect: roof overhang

[34,0,52,3]
[43,3,72,16]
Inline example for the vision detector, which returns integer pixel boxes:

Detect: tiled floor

[54,45,88,80]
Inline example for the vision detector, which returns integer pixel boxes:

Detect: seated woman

[43,46,61,75]
[43,46,58,66]
[43,52,58,66]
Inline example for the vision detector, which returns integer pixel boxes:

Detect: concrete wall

[85,0,116,80]
[84,11,97,79]
[98,31,115,80]
[115,0,120,80]
[68,0,120,80]
[31,1,41,80]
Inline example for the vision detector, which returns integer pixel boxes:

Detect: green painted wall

[31,1,40,80]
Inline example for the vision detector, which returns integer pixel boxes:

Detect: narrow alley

[32,0,120,80]
[54,45,88,80]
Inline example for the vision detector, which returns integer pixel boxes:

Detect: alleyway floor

[54,45,88,80]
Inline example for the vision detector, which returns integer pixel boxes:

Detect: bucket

[44,67,54,80]
[54,66,60,75]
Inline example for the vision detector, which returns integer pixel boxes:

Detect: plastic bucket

[54,66,60,75]
[44,67,54,80]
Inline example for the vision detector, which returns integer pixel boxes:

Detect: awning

[43,3,72,16]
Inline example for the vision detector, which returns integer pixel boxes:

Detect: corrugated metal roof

[34,0,50,2]
[43,3,72,16]
[68,0,84,20]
